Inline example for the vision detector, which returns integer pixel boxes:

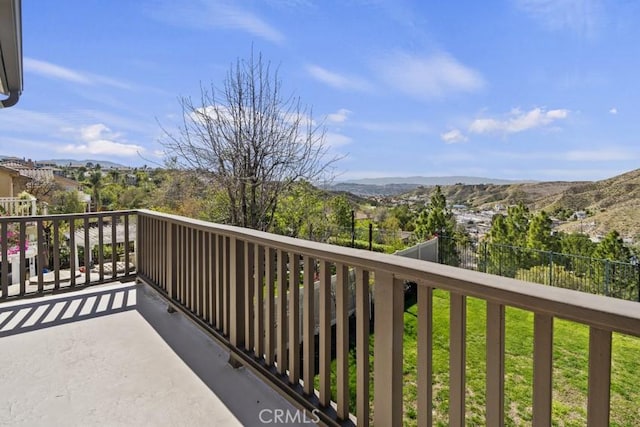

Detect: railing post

[229,237,246,350]
[373,270,403,426]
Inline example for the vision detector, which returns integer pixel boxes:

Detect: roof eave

[0,0,23,108]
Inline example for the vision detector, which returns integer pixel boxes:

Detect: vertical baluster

[486,302,505,427]
[193,229,201,315]
[83,217,90,285]
[318,260,332,407]
[223,236,230,336]
[208,232,216,325]
[336,263,349,420]
[69,218,76,287]
[587,327,612,426]
[533,313,553,427]
[124,214,130,276]
[167,222,176,301]
[276,249,288,375]
[288,252,300,384]
[189,228,196,311]
[179,225,185,303]
[373,271,404,426]
[202,232,209,321]
[302,255,315,396]
[230,237,245,348]
[36,218,44,292]
[356,268,370,426]
[449,293,467,427]
[417,285,433,427]
[185,225,191,306]
[245,242,255,352]
[19,220,26,295]
[111,214,117,280]
[136,215,142,278]
[98,215,104,281]
[199,230,205,317]
[53,219,60,290]
[254,245,265,359]
[216,234,224,329]
[265,248,276,366]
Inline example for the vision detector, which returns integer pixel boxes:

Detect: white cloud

[609,107,618,114]
[514,0,603,37]
[59,123,143,157]
[24,58,91,84]
[326,109,352,124]
[306,65,372,92]
[376,52,485,99]
[24,57,132,90]
[59,140,144,157]
[150,0,284,43]
[469,107,570,135]
[324,132,352,148]
[440,129,468,144]
[565,148,637,162]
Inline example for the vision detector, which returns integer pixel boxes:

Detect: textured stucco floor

[0,282,315,427]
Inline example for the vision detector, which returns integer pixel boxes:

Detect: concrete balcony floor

[0,282,314,426]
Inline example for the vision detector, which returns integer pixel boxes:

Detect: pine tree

[414,186,459,265]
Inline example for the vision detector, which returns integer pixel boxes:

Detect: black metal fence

[438,235,640,302]
[307,224,407,253]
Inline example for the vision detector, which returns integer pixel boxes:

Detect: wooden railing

[0,211,136,300]
[135,209,640,426]
[2,209,640,425]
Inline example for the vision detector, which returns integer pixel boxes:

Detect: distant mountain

[327,176,532,196]
[327,182,421,196]
[37,159,129,168]
[342,176,530,186]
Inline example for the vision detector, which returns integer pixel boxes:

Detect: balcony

[0,195,37,216]
[2,210,640,426]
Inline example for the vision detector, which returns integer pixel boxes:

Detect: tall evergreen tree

[592,231,633,298]
[414,186,459,265]
[414,186,455,239]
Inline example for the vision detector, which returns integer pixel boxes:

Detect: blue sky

[1,0,639,181]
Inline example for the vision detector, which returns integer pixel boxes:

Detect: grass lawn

[319,289,640,426]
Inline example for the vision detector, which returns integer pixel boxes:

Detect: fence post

[548,252,553,287]
[369,223,373,251]
[351,210,355,248]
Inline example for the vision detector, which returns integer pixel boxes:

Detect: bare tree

[160,52,339,231]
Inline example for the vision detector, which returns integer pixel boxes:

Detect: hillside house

[0,164,30,197]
